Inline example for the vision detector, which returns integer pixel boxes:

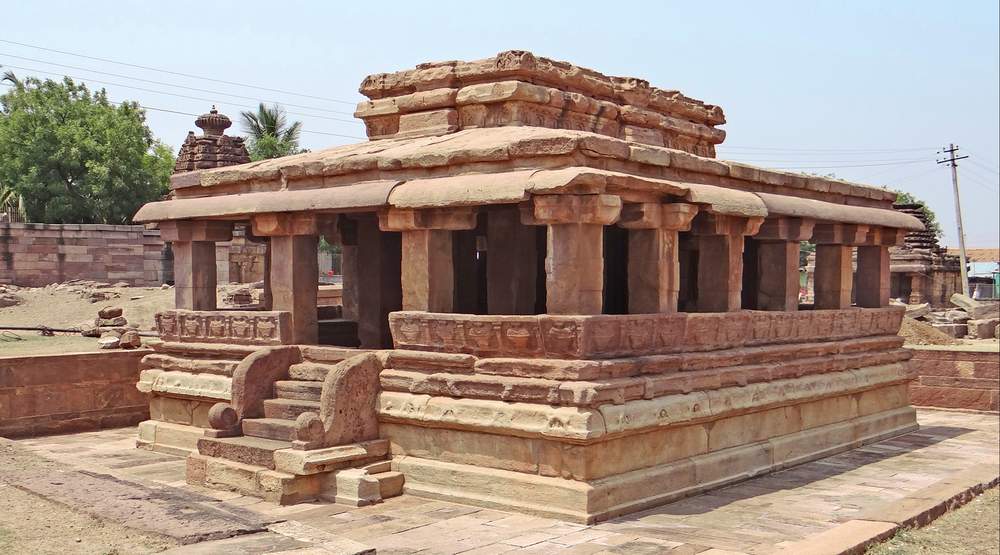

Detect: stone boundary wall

[0,223,268,287]
[0,350,151,438]
[908,346,999,412]
[0,223,168,287]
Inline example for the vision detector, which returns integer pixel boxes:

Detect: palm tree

[240,103,302,159]
[1,68,20,86]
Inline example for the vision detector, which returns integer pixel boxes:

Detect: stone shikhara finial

[173,106,250,174]
[195,105,233,137]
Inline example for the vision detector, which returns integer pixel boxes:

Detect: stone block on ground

[967,318,1000,339]
[904,302,931,319]
[951,293,1000,320]
[98,306,124,319]
[98,334,121,349]
[120,330,143,349]
[931,323,968,338]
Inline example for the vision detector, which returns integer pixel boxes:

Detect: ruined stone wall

[0,350,151,438]
[227,227,267,284]
[0,223,168,287]
[0,223,270,287]
[909,346,999,412]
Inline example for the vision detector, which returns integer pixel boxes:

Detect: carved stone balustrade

[388,306,905,359]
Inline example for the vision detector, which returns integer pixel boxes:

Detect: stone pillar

[252,213,322,344]
[619,202,699,313]
[262,240,273,310]
[753,218,815,311]
[813,223,869,310]
[160,220,233,311]
[338,217,359,321]
[380,207,477,312]
[486,207,538,315]
[690,214,763,312]
[908,273,927,304]
[521,194,622,315]
[355,215,401,348]
[856,227,905,308]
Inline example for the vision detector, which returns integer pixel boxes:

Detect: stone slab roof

[137,127,921,231]
[164,127,898,205]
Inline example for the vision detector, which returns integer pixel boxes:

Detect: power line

[719,145,935,153]
[0,63,362,125]
[0,52,357,117]
[967,158,1000,176]
[0,38,359,106]
[937,143,970,296]
[0,80,365,140]
[753,159,930,170]
[721,156,932,164]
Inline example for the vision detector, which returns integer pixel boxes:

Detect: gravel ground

[867,487,1000,555]
[0,440,176,554]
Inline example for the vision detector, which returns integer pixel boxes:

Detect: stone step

[274,380,323,402]
[372,471,405,499]
[140,353,242,376]
[264,398,321,420]
[288,362,334,381]
[362,460,392,474]
[197,435,291,469]
[242,418,297,442]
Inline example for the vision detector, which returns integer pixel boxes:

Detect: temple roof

[137,52,922,234]
[136,127,921,231]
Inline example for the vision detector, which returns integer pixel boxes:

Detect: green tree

[0,76,174,224]
[241,103,304,160]
[894,190,942,238]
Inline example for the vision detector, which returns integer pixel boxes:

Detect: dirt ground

[866,487,1000,555]
[0,284,175,330]
[0,283,247,356]
[0,440,176,554]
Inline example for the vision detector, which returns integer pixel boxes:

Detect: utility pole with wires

[937,144,970,296]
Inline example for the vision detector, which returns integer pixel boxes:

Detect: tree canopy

[0,76,173,224]
[894,190,942,238]
[241,103,304,160]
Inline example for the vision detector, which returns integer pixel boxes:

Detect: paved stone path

[14,409,999,554]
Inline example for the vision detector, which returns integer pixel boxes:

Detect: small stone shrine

[889,203,962,306]
[173,106,251,173]
[133,51,923,523]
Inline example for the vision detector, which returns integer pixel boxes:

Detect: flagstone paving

[12,408,999,554]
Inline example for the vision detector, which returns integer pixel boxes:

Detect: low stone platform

[9,409,998,554]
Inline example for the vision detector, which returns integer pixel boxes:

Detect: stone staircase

[191,349,403,505]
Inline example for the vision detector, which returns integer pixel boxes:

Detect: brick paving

[14,409,999,554]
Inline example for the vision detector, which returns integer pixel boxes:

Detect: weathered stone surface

[98,306,124,319]
[951,294,1000,319]
[389,307,905,359]
[11,469,273,544]
[155,310,292,346]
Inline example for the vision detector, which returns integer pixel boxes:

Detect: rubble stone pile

[81,306,143,349]
[0,284,22,307]
[896,293,1000,340]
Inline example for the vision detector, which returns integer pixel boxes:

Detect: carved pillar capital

[754,217,815,242]
[812,223,869,245]
[378,207,477,231]
[520,194,622,226]
[691,213,764,237]
[618,202,699,231]
[159,220,233,242]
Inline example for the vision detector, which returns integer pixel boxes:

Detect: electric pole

[937,144,970,297]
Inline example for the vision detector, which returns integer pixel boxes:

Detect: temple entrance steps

[189,348,401,506]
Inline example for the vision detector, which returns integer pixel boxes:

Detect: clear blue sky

[4,1,998,246]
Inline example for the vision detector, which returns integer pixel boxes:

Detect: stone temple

[133,51,923,523]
